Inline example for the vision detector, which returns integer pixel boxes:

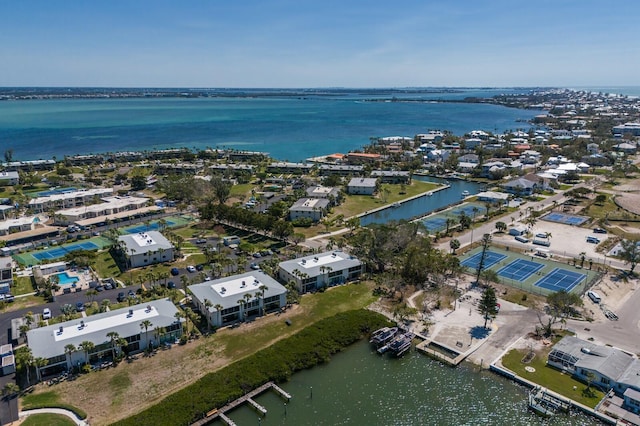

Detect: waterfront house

[305,185,341,203]
[347,177,378,195]
[288,198,330,222]
[0,171,19,186]
[54,195,154,226]
[370,170,410,184]
[189,271,286,328]
[475,191,509,205]
[278,251,362,294]
[26,298,183,378]
[29,188,115,213]
[266,162,314,174]
[548,336,640,398]
[502,177,538,196]
[346,152,382,165]
[318,164,364,177]
[117,231,174,269]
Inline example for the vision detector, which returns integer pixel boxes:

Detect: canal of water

[359,177,485,226]
[218,341,601,425]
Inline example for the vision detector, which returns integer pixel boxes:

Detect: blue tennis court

[534,268,586,293]
[542,212,589,226]
[497,258,545,282]
[32,241,99,261]
[125,219,176,234]
[461,251,507,270]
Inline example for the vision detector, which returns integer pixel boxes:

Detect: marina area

[210,340,601,426]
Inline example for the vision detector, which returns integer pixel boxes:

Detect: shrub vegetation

[112,309,390,426]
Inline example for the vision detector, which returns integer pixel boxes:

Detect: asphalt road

[568,278,640,354]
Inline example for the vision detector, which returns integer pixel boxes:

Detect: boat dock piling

[271,383,292,400]
[191,381,290,426]
[218,413,236,426]
[247,398,268,415]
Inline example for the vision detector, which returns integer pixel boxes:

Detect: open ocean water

[0,88,542,162]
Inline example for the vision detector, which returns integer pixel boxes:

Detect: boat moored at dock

[370,327,399,347]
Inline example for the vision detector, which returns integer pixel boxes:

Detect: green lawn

[21,413,76,426]
[219,282,376,359]
[501,348,604,407]
[13,275,36,295]
[21,391,87,419]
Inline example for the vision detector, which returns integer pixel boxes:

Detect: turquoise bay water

[218,341,599,426]
[0,89,540,162]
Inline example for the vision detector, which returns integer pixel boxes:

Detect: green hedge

[112,309,390,426]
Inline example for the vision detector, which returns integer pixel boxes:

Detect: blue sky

[1,0,639,87]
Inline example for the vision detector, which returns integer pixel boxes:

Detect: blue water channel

[359,177,485,226]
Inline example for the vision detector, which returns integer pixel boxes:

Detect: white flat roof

[211,274,264,299]
[54,305,159,342]
[299,253,342,269]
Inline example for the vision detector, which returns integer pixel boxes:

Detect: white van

[223,236,241,246]
[587,290,601,304]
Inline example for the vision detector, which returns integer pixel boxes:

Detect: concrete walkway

[19,408,89,425]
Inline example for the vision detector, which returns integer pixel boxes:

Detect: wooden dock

[191,381,291,426]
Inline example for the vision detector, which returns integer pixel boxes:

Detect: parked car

[127,289,136,297]
[195,238,207,244]
[535,233,547,239]
[0,294,14,303]
[117,292,126,302]
[593,228,607,234]
[104,283,113,290]
[43,308,52,320]
[76,302,85,312]
[196,264,204,271]
[167,281,176,289]
[250,262,260,270]
[170,267,180,276]
[586,236,601,244]
[186,265,196,273]
[252,252,262,258]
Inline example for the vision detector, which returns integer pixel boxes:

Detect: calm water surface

[0,90,539,162]
[219,341,600,426]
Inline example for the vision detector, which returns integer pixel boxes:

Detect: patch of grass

[220,282,377,358]
[21,391,88,419]
[21,413,76,426]
[501,348,604,407]
[110,370,132,395]
[12,275,36,295]
[93,251,121,279]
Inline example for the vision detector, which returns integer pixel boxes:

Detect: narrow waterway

[359,177,485,226]
[219,341,601,425]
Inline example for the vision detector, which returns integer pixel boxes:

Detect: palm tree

[140,320,153,350]
[579,252,587,268]
[259,284,268,315]
[33,357,49,382]
[64,344,76,371]
[180,275,190,301]
[203,299,213,332]
[213,303,223,327]
[237,299,246,322]
[78,341,95,366]
[449,239,461,254]
[16,347,34,386]
[107,331,121,361]
[174,311,186,335]
[154,326,166,346]
[100,299,111,313]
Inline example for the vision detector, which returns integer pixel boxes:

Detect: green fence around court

[459,246,601,297]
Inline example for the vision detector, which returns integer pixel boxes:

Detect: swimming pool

[54,272,79,286]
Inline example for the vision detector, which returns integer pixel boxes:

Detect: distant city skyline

[2,1,639,88]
